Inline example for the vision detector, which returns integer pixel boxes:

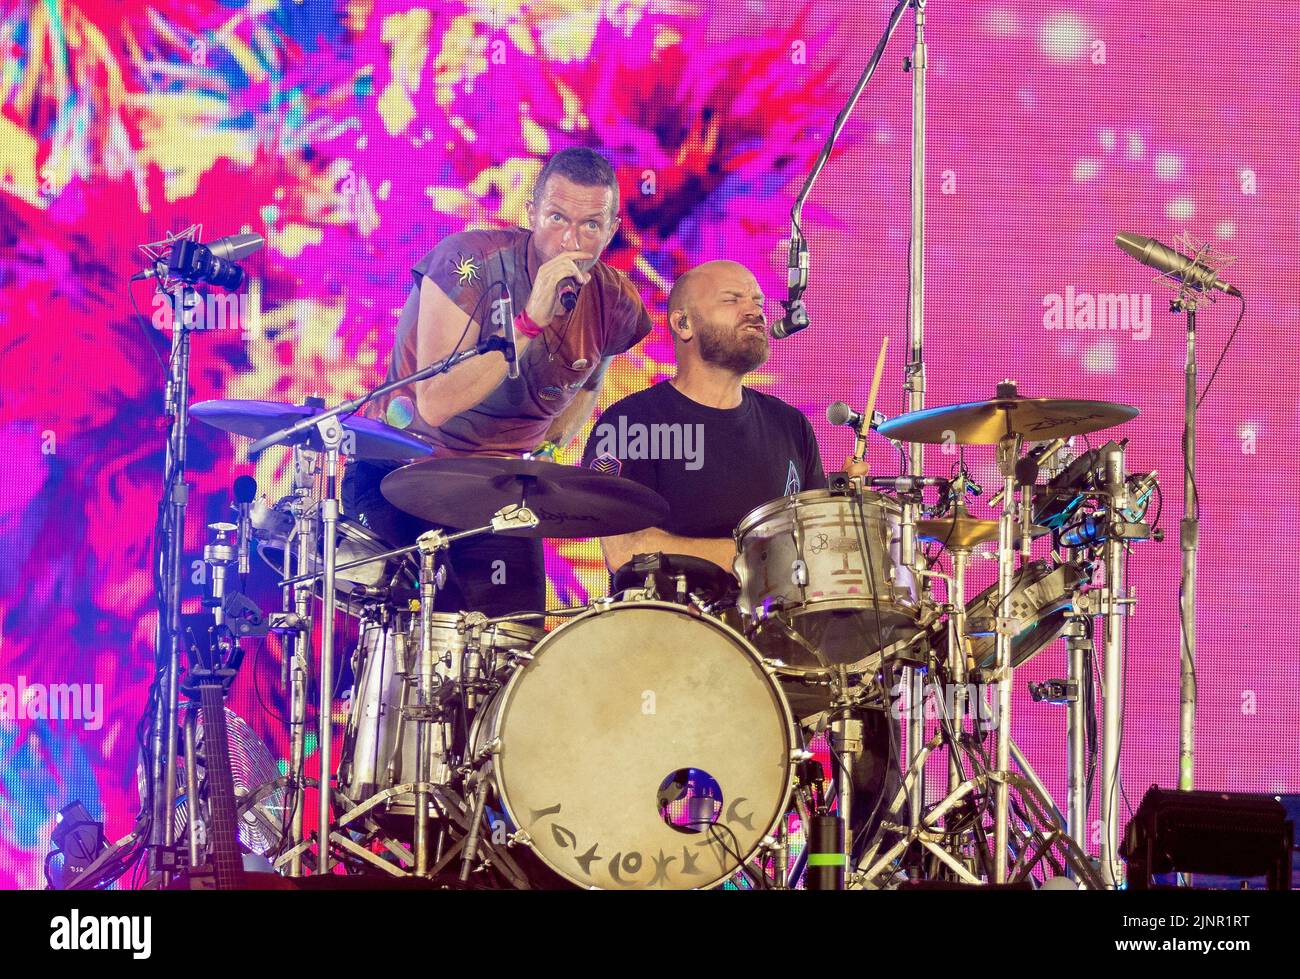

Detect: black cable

[706,821,767,890]
[128,280,170,376]
[1196,293,1246,409]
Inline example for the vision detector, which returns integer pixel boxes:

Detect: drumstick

[854,335,889,467]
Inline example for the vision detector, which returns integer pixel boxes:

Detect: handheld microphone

[500,285,519,380]
[558,278,579,312]
[233,475,258,577]
[1114,232,1241,297]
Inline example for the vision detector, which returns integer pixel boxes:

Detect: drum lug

[789,559,808,587]
[508,829,532,848]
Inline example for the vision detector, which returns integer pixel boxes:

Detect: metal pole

[315,436,342,874]
[1099,443,1127,887]
[413,543,436,877]
[1179,304,1197,791]
[902,0,929,830]
[287,461,315,875]
[1066,612,1089,864]
[992,433,1020,884]
[948,546,970,796]
[150,285,196,880]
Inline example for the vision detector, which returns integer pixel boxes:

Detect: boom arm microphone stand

[142,226,261,882]
[777,0,929,847]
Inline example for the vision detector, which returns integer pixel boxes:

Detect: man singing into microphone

[345,147,652,616]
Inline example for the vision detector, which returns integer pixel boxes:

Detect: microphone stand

[147,277,201,883]
[779,0,914,335]
[779,0,929,838]
[1172,292,1198,792]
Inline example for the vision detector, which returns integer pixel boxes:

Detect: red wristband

[514,309,543,339]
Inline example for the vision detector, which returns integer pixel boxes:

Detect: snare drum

[734,489,919,673]
[471,600,797,890]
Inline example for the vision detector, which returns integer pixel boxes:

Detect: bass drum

[473,601,796,890]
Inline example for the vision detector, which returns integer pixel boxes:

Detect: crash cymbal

[380,457,670,538]
[877,383,1138,445]
[916,513,1048,549]
[191,400,433,462]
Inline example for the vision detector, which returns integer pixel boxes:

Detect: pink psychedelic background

[1,0,1298,888]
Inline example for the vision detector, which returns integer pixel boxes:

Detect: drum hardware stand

[989,408,1028,883]
[853,724,1104,890]
[1061,599,1094,874]
[1098,442,1137,886]
[389,511,541,878]
[279,442,318,875]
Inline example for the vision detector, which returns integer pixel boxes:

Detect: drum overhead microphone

[1114,232,1241,297]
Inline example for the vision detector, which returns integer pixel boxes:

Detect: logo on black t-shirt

[785,460,800,496]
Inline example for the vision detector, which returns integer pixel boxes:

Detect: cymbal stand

[991,427,1024,883]
[282,443,317,875]
[312,416,345,874]
[1098,441,1131,887]
[334,506,539,879]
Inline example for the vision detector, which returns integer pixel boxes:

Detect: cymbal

[916,513,1049,549]
[380,457,670,539]
[878,390,1138,445]
[192,400,433,462]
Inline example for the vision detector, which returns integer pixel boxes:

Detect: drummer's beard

[693,312,770,375]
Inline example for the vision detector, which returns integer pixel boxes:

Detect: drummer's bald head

[667,260,751,342]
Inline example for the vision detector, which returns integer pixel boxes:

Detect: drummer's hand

[843,456,870,479]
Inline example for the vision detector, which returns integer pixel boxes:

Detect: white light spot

[1041,13,1088,60]
[1098,129,1116,152]
[875,127,892,144]
[1166,197,1195,220]
[984,8,1019,36]
[1083,340,1116,373]
[1154,152,1182,180]
[1074,158,1101,181]
[1126,132,1145,159]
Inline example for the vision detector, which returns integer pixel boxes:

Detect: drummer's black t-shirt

[579,380,827,538]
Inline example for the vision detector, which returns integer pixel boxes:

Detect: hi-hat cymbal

[192,400,433,462]
[916,513,1048,549]
[380,457,670,539]
[878,386,1138,445]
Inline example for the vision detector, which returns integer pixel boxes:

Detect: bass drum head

[484,601,794,890]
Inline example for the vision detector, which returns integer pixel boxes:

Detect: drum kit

[166,372,1155,891]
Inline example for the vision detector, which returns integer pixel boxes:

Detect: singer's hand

[526,251,592,327]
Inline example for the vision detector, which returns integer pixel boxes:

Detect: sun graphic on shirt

[454,255,480,285]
